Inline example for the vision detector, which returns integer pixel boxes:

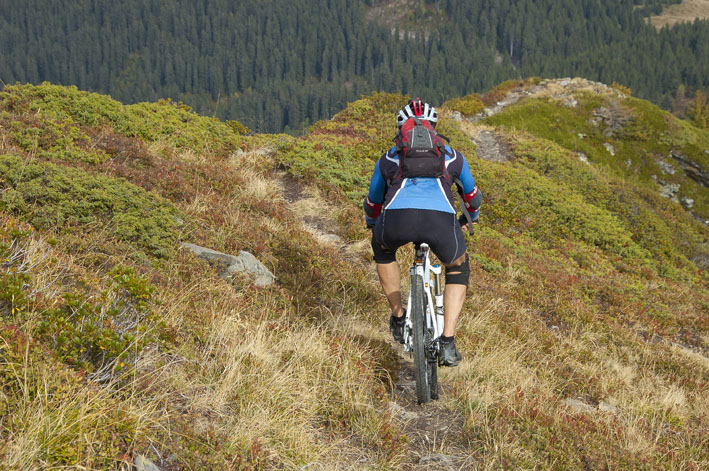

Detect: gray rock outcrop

[182,243,276,287]
[473,130,513,162]
[134,455,162,471]
[681,197,694,209]
[564,398,595,413]
[670,151,709,188]
[659,183,680,200]
[658,160,677,175]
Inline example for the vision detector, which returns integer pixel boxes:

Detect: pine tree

[688,90,708,128]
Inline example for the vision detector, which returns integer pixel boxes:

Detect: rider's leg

[377,261,404,318]
[442,253,469,336]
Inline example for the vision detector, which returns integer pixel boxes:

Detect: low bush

[443,94,485,116]
[0,154,183,257]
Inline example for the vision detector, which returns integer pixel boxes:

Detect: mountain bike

[402,242,444,404]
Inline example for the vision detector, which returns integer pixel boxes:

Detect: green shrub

[0,154,183,257]
[0,83,242,156]
[277,93,408,203]
[443,94,485,117]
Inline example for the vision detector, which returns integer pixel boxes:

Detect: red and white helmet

[396,97,438,128]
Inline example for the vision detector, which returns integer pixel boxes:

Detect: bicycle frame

[403,243,444,353]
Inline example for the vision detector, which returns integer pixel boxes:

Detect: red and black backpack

[394,117,449,179]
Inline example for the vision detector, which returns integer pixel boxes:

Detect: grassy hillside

[0,82,707,470]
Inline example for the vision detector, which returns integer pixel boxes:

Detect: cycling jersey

[367,145,479,215]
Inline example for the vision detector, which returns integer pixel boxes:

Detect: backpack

[394,117,449,179]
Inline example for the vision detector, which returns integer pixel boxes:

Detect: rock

[659,183,680,199]
[134,455,162,471]
[670,151,709,188]
[182,243,276,287]
[450,111,462,121]
[658,160,677,175]
[233,148,271,158]
[577,133,586,139]
[564,398,594,413]
[388,401,419,421]
[576,152,590,164]
[625,159,632,169]
[473,130,513,163]
[681,197,694,209]
[598,401,618,414]
[603,143,615,156]
[419,454,455,465]
[564,98,578,108]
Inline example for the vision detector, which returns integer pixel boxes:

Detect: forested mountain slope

[0,81,707,470]
[1,0,707,133]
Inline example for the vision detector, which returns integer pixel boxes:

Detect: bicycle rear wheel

[411,274,432,404]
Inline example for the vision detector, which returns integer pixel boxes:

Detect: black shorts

[371,209,466,265]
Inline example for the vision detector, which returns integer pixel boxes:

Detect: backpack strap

[454,177,474,227]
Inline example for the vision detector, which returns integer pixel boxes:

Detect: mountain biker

[364,98,482,367]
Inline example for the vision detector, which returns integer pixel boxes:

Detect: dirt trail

[387,360,478,470]
[275,167,477,470]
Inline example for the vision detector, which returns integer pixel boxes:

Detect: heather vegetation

[485,88,709,221]
[1,82,708,470]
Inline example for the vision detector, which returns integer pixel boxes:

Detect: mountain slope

[0,81,707,470]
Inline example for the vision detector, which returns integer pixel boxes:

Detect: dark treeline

[1,0,706,133]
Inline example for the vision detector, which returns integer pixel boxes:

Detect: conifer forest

[1,0,707,132]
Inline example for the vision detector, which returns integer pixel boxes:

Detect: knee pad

[445,254,470,287]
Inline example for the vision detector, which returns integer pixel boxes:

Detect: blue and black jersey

[367,145,480,217]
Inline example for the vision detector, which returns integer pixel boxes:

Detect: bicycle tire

[411,274,431,404]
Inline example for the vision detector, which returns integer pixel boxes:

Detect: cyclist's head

[396,97,438,128]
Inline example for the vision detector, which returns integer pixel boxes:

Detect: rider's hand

[458,213,478,234]
[365,215,377,229]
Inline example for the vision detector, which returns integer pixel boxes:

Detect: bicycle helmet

[396,97,438,128]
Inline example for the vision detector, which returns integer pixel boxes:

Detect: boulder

[598,401,618,414]
[576,152,590,164]
[681,197,694,209]
[658,160,676,175]
[182,243,276,287]
[564,398,594,413]
[659,183,680,200]
[134,455,162,471]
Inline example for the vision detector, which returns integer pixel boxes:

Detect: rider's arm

[458,154,482,221]
[364,159,386,223]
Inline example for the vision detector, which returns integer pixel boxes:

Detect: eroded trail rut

[387,359,477,470]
